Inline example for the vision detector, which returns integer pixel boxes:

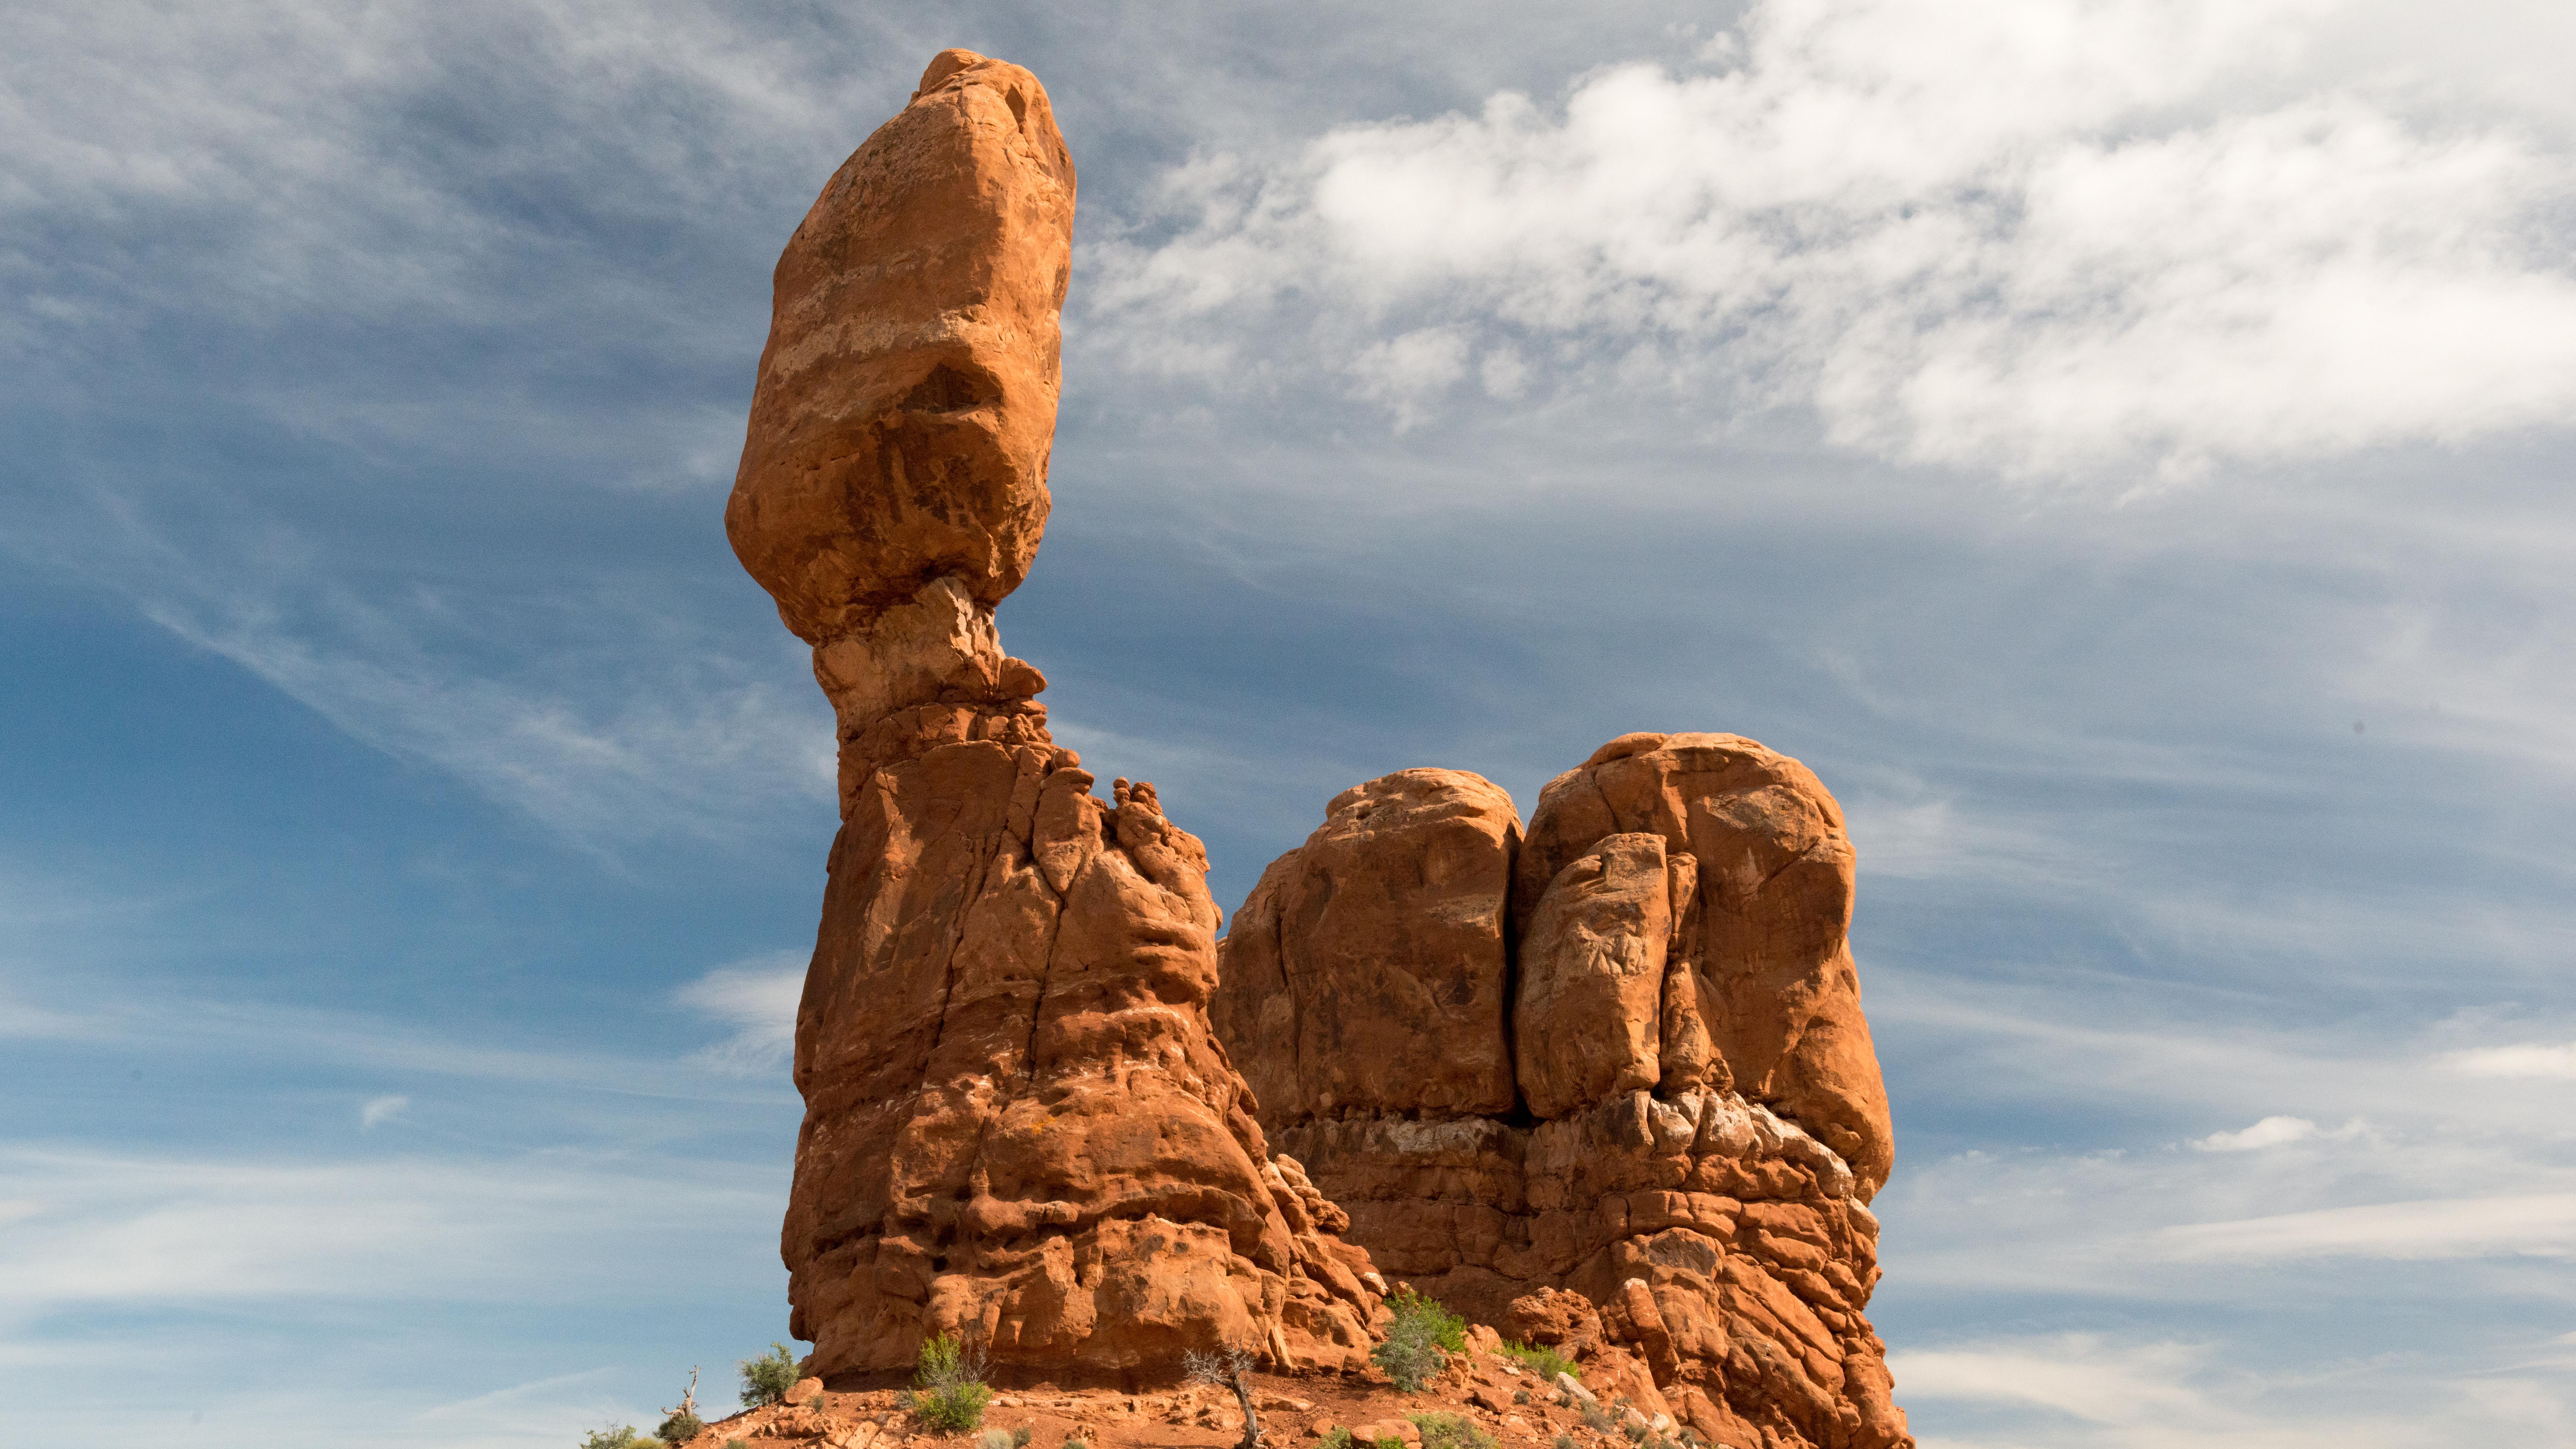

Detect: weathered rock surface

[729,48,1073,645]
[735,50,1381,1384]
[1213,770,1521,1124]
[1213,737,1910,1449]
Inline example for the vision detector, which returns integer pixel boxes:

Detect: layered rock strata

[732,49,1381,1382]
[1213,736,1910,1448]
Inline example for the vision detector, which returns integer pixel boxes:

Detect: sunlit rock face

[1214,735,1911,1449]
[731,49,1382,1384]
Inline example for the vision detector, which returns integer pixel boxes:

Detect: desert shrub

[738,1342,801,1408]
[1620,1421,1646,1443]
[1554,1437,1580,1449]
[910,1333,992,1433]
[657,1407,706,1444]
[579,1426,646,1449]
[1409,1412,1496,1449]
[1064,1440,1090,1449]
[1319,1430,1355,1449]
[1386,1288,1468,1352]
[1372,1288,1466,1392]
[977,1430,1015,1449]
[1498,1340,1580,1382]
[1578,1402,1616,1433]
[1512,1390,1530,1406]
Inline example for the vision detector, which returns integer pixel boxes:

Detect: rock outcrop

[732,50,1381,1384]
[1213,735,1910,1449]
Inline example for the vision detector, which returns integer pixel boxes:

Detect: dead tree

[664,1365,699,1421]
[1185,1347,1264,1449]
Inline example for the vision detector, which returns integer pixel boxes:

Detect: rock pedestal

[1213,735,1910,1449]
[732,50,1381,1383]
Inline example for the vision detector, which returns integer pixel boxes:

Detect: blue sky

[6,2,2576,1445]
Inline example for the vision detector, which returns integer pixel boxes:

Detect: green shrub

[1372,1288,1466,1392]
[1065,1440,1090,1449]
[1554,1437,1580,1449]
[580,1426,646,1449]
[1578,1402,1616,1433]
[1320,1430,1355,1449]
[657,1407,706,1445]
[1385,1288,1468,1352]
[1498,1340,1580,1382]
[1408,1413,1496,1449]
[738,1342,801,1408]
[910,1332,992,1433]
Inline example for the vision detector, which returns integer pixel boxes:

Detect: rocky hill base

[678,1329,1700,1449]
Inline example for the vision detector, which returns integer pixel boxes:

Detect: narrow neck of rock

[809,575,1052,813]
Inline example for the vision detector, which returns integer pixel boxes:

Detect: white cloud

[2158,1194,2576,1263]
[2446,1043,2576,1080]
[1892,1335,2208,1422]
[1086,0,2576,483]
[360,1095,411,1130]
[1885,1328,2576,1448]
[0,1147,776,1316]
[674,952,805,1077]
[1347,327,1471,431]
[2193,1115,2318,1152]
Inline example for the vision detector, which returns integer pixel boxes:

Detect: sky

[5,1,2575,1445]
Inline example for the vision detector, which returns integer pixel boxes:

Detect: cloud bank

[1085,0,2576,483]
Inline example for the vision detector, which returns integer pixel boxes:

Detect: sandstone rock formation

[1213,735,1910,1449]
[732,50,1382,1384]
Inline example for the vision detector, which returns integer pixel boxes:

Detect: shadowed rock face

[733,49,1381,1384]
[1213,736,1910,1449]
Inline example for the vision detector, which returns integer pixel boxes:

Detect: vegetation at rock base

[738,1342,802,1408]
[1497,1340,1580,1382]
[1409,1411,1498,1449]
[1373,1287,1468,1391]
[903,1332,993,1433]
[578,1425,646,1449]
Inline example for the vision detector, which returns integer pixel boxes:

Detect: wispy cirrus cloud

[1888,1329,2576,1447]
[674,951,805,1077]
[2446,1042,2576,1080]
[2159,1193,2576,1263]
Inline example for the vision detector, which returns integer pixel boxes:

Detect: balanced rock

[1212,735,1909,1449]
[735,50,1382,1382]
[730,48,1070,644]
